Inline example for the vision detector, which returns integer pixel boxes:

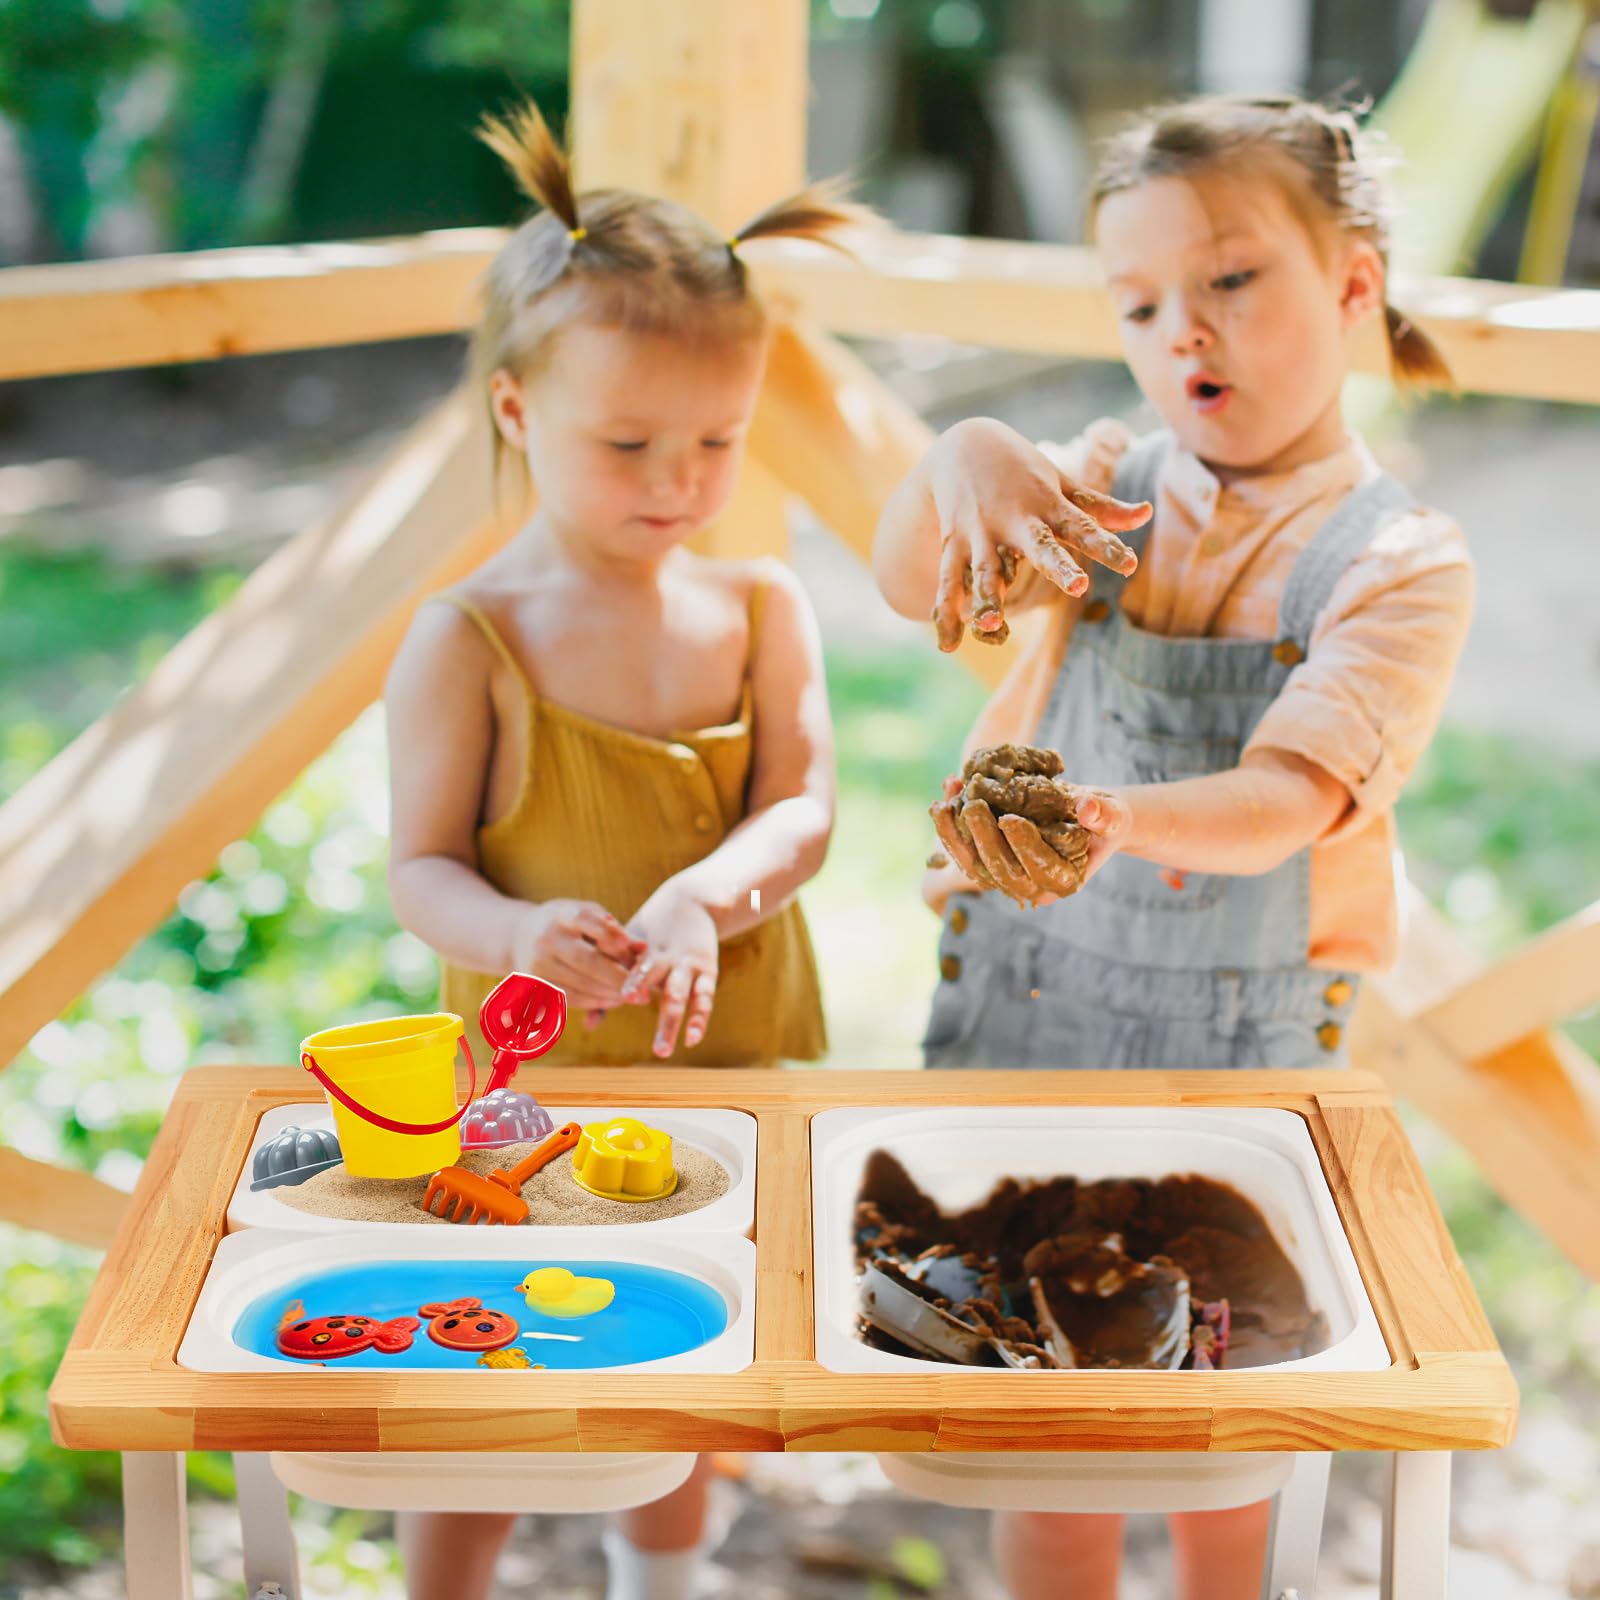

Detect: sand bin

[276,1137,730,1227]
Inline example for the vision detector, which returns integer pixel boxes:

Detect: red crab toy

[419,1297,521,1352]
[275,1302,419,1361]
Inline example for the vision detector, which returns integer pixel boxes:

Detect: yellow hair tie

[569,225,587,243]
[726,236,741,252]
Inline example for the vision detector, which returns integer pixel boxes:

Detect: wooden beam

[1417,898,1600,1061]
[0,391,507,1071]
[0,1149,129,1250]
[0,232,498,381]
[753,237,1600,407]
[570,0,808,226]
[1353,887,1600,1280]
[7,230,1600,409]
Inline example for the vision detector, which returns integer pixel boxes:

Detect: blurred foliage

[0,540,1596,1580]
[0,0,571,257]
[0,0,1029,262]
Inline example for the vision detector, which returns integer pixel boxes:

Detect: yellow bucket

[300,1013,468,1179]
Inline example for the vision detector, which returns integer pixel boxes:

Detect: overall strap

[1094,430,1170,593]
[1275,474,1416,652]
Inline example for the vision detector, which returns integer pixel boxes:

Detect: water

[232,1259,728,1370]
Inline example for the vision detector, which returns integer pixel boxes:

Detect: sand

[274,1136,731,1227]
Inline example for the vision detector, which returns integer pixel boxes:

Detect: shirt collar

[1162,432,1375,522]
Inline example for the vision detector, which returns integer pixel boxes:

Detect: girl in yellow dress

[385,99,860,1600]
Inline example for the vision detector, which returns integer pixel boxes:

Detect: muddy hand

[960,800,1042,903]
[930,792,995,891]
[996,813,1084,902]
[927,423,1149,653]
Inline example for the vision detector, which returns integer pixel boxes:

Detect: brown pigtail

[1384,303,1454,393]
[476,102,584,244]
[730,177,875,257]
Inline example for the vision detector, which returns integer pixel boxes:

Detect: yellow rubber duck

[517,1266,615,1319]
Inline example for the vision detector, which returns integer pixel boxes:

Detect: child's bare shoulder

[390,581,509,690]
[676,552,809,615]
[410,545,563,658]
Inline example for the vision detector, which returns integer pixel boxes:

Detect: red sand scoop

[298,973,568,1151]
[478,972,568,1094]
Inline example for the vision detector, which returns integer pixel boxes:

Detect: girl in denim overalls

[875,96,1474,1600]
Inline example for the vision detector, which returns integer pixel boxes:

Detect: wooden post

[570,0,810,562]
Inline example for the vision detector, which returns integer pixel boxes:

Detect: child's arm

[622,564,834,1055]
[942,526,1475,900]
[1083,752,1350,875]
[874,417,1149,650]
[385,605,640,1008]
[936,752,1349,901]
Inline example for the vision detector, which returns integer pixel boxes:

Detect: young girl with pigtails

[877,94,1473,1600]
[385,100,864,1600]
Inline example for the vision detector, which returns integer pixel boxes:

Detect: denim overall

[924,432,1415,1071]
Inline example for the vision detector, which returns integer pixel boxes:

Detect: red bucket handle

[301,1033,480,1137]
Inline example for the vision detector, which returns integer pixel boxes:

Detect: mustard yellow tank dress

[434,587,827,1068]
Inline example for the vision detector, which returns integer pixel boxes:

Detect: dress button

[693,812,715,832]
[1083,599,1110,623]
[1317,1021,1342,1052]
[949,905,969,935]
[1272,639,1304,667]
[940,954,962,982]
[1200,534,1223,557]
[1323,979,1353,1008]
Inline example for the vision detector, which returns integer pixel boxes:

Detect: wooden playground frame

[0,0,1596,1291]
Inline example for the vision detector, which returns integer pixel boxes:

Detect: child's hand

[512,899,645,1019]
[925,420,1149,651]
[1063,787,1135,889]
[621,888,720,1058]
[930,774,1134,905]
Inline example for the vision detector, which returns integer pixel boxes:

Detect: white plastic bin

[811,1105,1388,1512]
[229,1103,756,1237]
[179,1225,755,1375]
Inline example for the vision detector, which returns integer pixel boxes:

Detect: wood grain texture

[50,1069,1517,1456]
[5,229,1600,404]
[0,1149,129,1250]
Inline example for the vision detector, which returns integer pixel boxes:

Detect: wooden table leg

[1381,1451,1452,1600]
[122,1452,192,1600]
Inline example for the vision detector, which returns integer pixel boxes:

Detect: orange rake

[421,1121,583,1225]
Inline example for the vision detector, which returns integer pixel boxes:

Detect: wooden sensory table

[52,1066,1516,1600]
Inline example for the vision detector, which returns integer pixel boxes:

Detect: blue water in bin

[233,1260,729,1370]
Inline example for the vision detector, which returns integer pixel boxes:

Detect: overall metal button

[1083,598,1111,623]
[1272,639,1304,667]
[1323,979,1353,1008]
[949,905,969,934]
[1317,1021,1342,1052]
[940,954,962,982]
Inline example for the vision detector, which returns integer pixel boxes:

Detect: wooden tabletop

[50,1066,1517,1456]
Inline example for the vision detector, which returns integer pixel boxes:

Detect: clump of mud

[854,1151,1324,1371]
